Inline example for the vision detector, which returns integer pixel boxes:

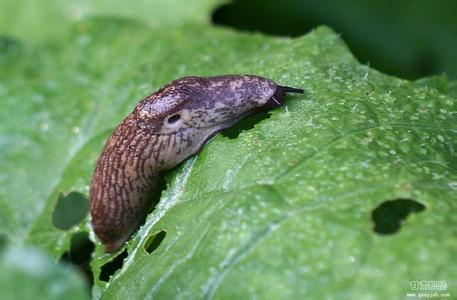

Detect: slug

[89,75,303,253]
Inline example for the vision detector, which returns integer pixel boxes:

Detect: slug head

[134,75,278,135]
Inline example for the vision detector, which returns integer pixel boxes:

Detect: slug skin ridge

[89,75,303,253]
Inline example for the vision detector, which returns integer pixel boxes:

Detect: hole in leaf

[52,191,89,230]
[371,198,426,234]
[60,232,94,288]
[99,249,128,282]
[221,111,271,139]
[144,231,166,254]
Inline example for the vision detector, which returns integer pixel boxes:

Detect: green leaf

[0,245,89,300]
[0,0,218,42]
[0,0,456,299]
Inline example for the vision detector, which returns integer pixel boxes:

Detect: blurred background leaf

[0,245,89,300]
[213,0,457,79]
[0,0,216,42]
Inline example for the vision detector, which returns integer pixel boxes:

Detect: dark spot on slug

[167,114,181,124]
[371,198,426,234]
[144,230,167,254]
[99,249,128,282]
[60,232,95,288]
[90,75,303,253]
[53,191,89,230]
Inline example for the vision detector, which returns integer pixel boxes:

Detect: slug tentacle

[90,75,303,253]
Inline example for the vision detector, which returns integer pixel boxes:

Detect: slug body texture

[89,75,303,253]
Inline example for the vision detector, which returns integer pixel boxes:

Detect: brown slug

[89,75,303,253]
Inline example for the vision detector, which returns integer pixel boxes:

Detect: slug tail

[104,237,128,253]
